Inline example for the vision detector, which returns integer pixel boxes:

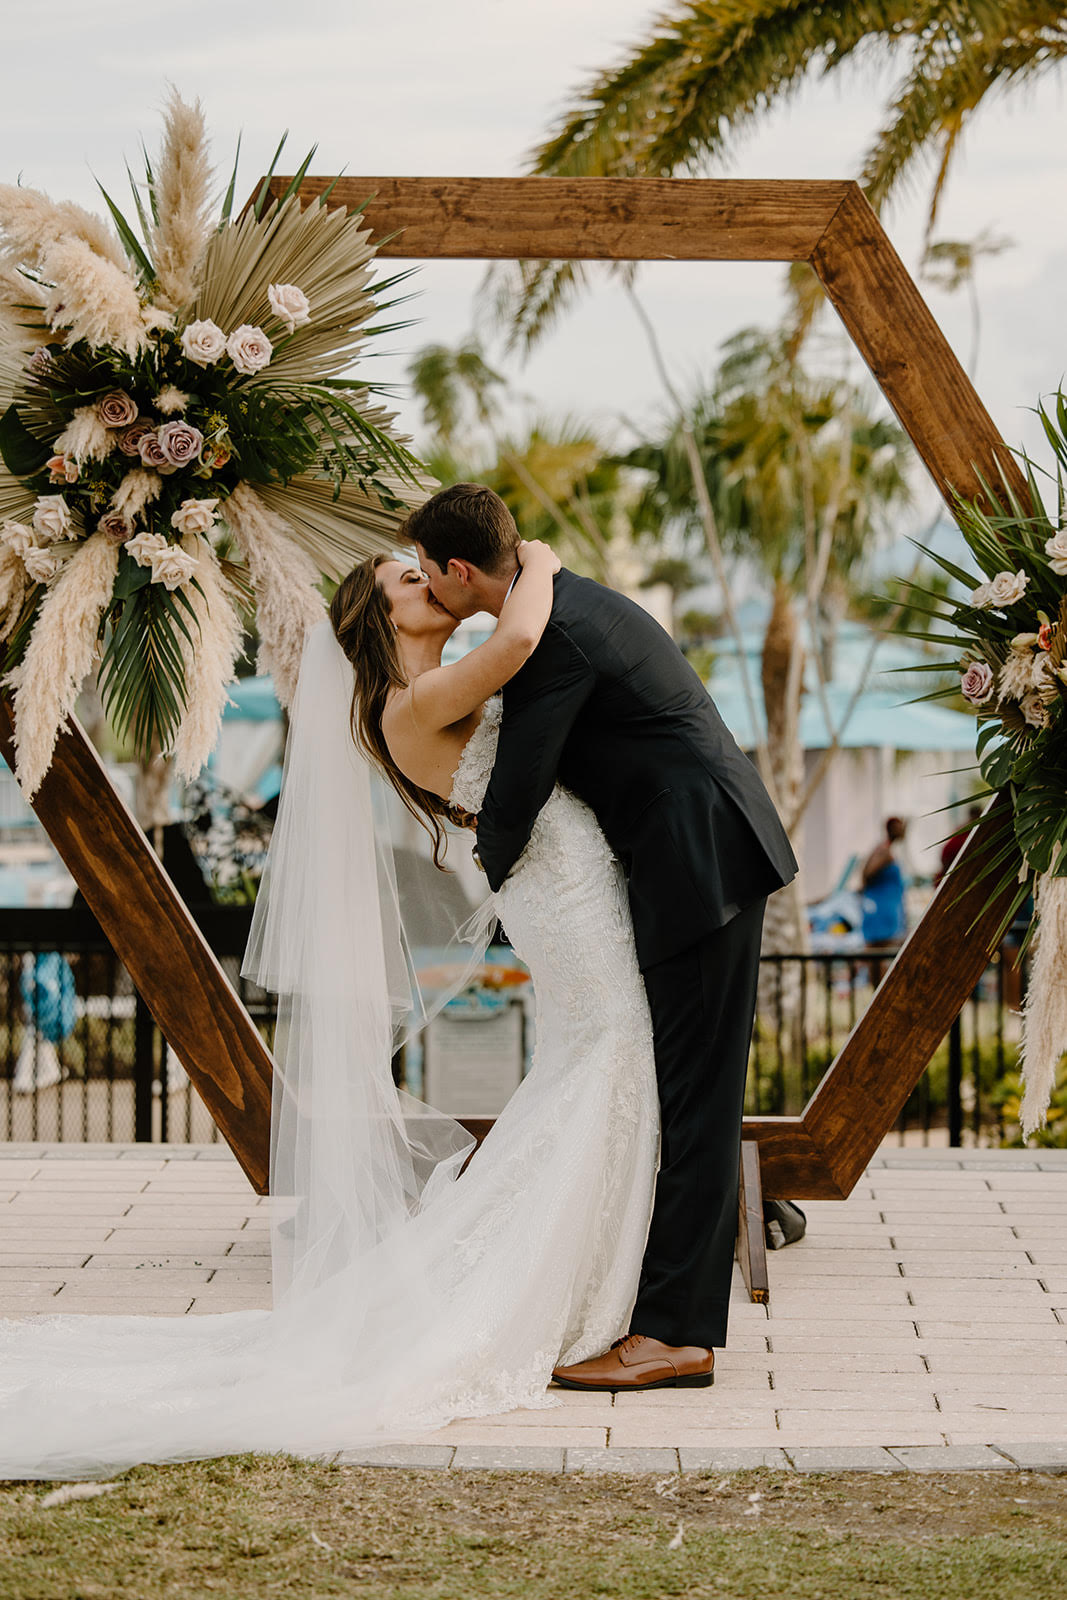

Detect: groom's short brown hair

[404,483,519,576]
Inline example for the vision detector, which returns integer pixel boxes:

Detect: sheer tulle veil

[0,620,502,1478]
[243,619,485,1302]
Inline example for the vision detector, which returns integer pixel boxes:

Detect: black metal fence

[0,908,1031,1148]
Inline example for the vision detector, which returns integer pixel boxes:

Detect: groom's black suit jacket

[476,569,797,971]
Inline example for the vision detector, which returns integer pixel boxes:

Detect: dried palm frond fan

[0,91,429,797]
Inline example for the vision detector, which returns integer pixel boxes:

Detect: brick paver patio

[2,1143,1066,1473]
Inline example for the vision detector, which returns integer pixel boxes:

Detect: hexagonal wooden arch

[0,177,1026,1198]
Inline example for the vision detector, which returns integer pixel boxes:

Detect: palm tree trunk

[758,579,810,1106]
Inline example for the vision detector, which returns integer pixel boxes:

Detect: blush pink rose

[46,454,79,484]
[960,661,995,706]
[226,324,272,376]
[157,421,204,467]
[97,391,139,429]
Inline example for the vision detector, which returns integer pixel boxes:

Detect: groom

[408,483,797,1389]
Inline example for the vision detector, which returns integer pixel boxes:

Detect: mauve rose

[97,512,130,544]
[137,431,178,475]
[149,544,198,592]
[97,391,139,429]
[226,324,272,376]
[23,546,60,584]
[960,661,995,706]
[125,530,169,567]
[181,319,227,366]
[118,420,156,458]
[32,496,71,542]
[268,282,311,332]
[171,498,219,537]
[157,421,204,467]
[1045,528,1067,577]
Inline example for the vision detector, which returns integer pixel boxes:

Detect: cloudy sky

[3,0,1065,526]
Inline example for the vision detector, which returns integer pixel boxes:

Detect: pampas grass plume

[169,540,244,781]
[9,531,119,798]
[1019,872,1067,1137]
[0,544,27,638]
[225,482,325,706]
[0,264,48,350]
[150,90,215,313]
[0,184,127,275]
[43,239,145,359]
[111,469,162,522]
[54,406,112,465]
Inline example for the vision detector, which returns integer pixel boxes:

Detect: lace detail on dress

[448,695,502,815]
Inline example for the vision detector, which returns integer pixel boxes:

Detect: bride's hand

[517,538,561,575]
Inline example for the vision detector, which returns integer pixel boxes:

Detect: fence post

[947,1014,963,1148]
[133,990,155,1142]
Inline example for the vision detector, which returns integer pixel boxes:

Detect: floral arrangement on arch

[905,388,1067,1136]
[0,92,428,797]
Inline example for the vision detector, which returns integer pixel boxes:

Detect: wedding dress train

[0,660,659,1478]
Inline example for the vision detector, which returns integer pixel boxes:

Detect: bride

[0,537,661,1480]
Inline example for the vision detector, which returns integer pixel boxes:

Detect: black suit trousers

[629,897,766,1349]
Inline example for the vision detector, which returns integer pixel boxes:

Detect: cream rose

[32,495,72,542]
[181,319,227,367]
[1045,528,1067,577]
[125,530,169,567]
[149,544,199,592]
[23,546,61,584]
[268,282,311,333]
[171,498,219,537]
[1,519,37,558]
[226,324,272,376]
[960,661,995,706]
[986,570,1029,607]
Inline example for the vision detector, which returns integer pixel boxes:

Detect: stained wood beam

[263,175,852,261]
[0,701,274,1193]
[810,186,1029,507]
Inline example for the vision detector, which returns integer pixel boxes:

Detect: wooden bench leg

[736,1140,769,1306]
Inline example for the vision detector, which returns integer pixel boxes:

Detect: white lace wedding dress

[0,695,659,1479]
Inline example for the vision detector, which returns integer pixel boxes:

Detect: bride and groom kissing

[385,480,797,1392]
[0,480,796,1478]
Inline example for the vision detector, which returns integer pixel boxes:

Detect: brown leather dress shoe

[552,1334,715,1392]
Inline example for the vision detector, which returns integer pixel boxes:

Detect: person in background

[861,816,908,950]
[937,802,982,885]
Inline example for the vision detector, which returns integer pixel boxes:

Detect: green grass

[2,1458,1067,1599]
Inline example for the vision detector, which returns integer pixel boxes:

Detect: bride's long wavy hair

[329,553,458,868]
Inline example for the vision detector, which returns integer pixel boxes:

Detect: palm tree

[501,1,1065,348]
[623,328,913,955]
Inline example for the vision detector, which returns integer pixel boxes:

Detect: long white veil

[0,621,508,1478]
[243,619,487,1300]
